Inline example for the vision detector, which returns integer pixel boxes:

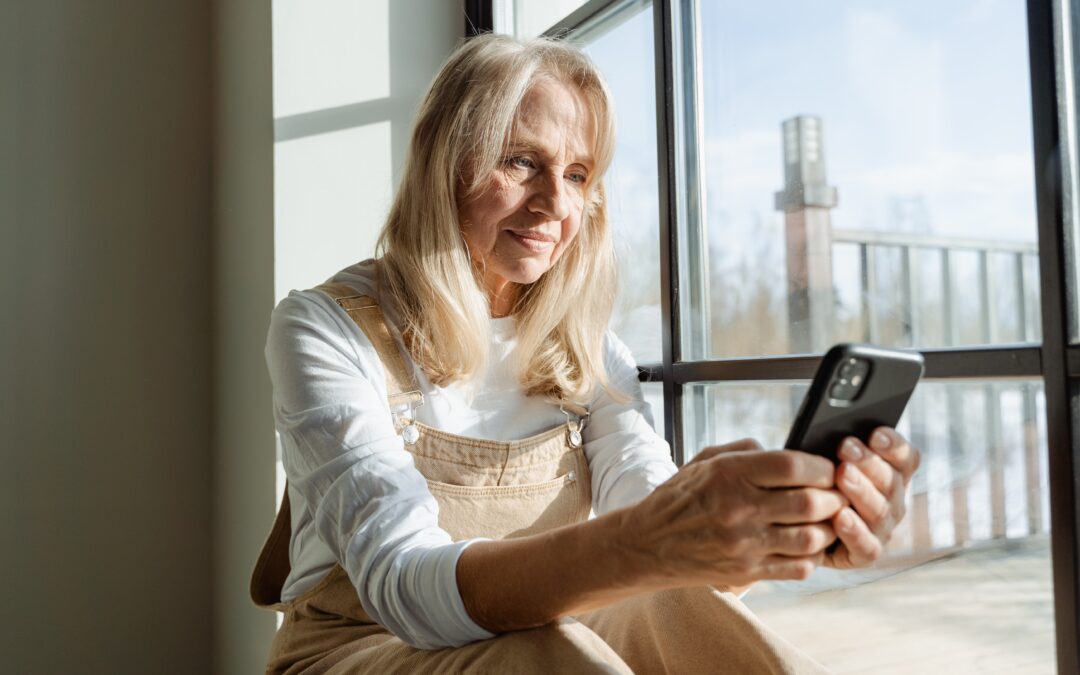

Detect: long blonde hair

[376,34,620,404]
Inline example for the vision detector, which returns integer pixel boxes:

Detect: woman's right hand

[616,439,845,590]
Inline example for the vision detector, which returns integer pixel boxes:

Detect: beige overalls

[250,284,829,674]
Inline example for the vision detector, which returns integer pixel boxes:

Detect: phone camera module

[828,358,871,405]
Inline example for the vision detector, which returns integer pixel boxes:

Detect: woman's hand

[617,439,846,590]
[824,427,921,569]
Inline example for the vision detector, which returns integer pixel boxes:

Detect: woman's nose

[527,171,572,221]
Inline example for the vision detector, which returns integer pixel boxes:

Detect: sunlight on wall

[274,122,393,302]
[272,0,390,116]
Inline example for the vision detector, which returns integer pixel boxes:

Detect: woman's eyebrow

[506,140,594,168]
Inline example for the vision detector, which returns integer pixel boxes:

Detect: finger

[766,523,837,556]
[837,464,891,530]
[758,554,822,581]
[761,487,848,524]
[837,437,898,496]
[868,427,921,483]
[832,507,884,567]
[691,438,764,464]
[741,450,835,489]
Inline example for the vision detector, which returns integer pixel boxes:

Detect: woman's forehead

[509,80,597,163]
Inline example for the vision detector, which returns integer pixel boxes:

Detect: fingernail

[871,430,892,450]
[840,439,863,462]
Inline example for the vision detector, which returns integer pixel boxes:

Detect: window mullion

[652,0,685,463]
[1029,1,1080,672]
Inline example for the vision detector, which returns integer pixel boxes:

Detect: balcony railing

[828,229,1046,560]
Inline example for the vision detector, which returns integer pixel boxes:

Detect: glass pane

[685,380,1055,672]
[583,5,663,364]
[1066,3,1080,342]
[641,381,665,441]
[495,0,593,39]
[692,1,1041,357]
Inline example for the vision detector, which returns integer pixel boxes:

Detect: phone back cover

[789,344,924,460]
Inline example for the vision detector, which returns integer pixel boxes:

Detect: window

[479,0,1080,671]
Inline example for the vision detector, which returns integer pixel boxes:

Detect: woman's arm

[268,291,496,648]
[457,441,845,632]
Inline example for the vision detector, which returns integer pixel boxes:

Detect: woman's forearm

[456,444,847,633]
[455,507,663,633]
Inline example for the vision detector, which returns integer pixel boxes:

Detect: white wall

[272,0,463,301]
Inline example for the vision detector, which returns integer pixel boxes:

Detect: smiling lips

[507,229,556,253]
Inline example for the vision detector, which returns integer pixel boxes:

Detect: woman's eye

[507,156,535,169]
[567,172,588,184]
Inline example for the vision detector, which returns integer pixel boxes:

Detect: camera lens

[829,382,849,400]
[839,359,859,379]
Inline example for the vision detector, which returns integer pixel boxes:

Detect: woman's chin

[500,261,552,286]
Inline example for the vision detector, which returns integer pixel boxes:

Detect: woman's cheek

[550,222,580,265]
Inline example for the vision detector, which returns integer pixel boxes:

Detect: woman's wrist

[455,507,658,633]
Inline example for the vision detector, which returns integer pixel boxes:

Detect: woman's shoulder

[267,259,384,365]
[601,329,639,376]
[271,258,380,321]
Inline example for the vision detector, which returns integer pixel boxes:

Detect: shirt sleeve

[265,291,495,649]
[583,332,679,515]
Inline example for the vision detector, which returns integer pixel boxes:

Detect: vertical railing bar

[980,250,999,343]
[1024,381,1044,534]
[1013,250,1043,536]
[1028,252,1044,342]
[901,245,917,347]
[860,243,878,343]
[900,244,931,552]
[941,247,969,545]
[987,380,1008,539]
[978,250,1007,539]
[942,248,957,345]
[1016,251,1030,343]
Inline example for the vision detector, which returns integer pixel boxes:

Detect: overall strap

[316,282,423,410]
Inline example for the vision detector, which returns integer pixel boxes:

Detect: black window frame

[467,1,1080,670]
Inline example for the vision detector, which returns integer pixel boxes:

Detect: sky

[589,0,1037,245]
[583,0,1040,361]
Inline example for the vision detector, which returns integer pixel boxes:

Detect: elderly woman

[251,34,919,673]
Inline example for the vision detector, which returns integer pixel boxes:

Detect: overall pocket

[426,471,588,541]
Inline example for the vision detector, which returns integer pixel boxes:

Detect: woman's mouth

[507,230,555,253]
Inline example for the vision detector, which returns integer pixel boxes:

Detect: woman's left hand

[824,426,921,569]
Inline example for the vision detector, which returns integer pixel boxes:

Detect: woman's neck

[484,273,519,318]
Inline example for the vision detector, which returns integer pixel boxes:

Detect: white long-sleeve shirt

[265,259,678,649]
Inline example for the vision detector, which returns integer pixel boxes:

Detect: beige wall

[214,1,278,673]
[1,1,213,673]
[2,1,462,673]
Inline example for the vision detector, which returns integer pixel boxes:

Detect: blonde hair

[376,34,620,404]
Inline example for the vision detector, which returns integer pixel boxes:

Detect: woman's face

[458,79,596,313]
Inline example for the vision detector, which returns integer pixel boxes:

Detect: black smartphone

[785,343,925,462]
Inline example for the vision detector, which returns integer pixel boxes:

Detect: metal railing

[828,229,1046,557]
